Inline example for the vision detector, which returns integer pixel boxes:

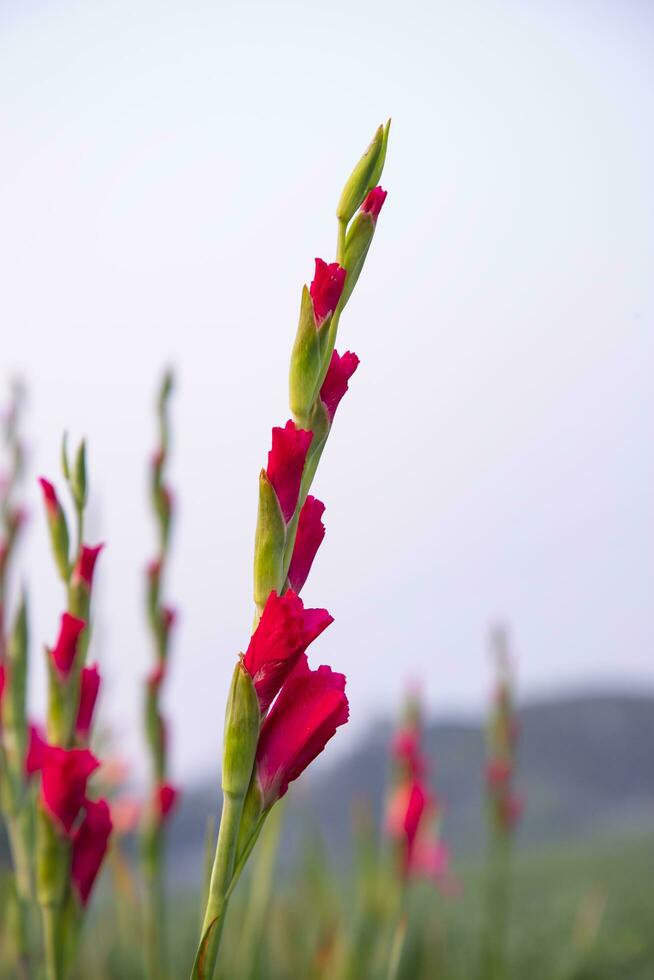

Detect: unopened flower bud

[71,440,87,510]
[221,660,260,799]
[336,124,385,224]
[39,478,70,582]
[253,470,287,609]
[289,286,324,426]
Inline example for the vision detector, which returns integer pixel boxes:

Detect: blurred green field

[45,827,652,980]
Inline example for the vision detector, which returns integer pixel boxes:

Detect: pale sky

[0,0,652,783]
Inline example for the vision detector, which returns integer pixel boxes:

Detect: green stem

[144,837,166,980]
[191,791,245,980]
[337,218,347,264]
[43,905,64,980]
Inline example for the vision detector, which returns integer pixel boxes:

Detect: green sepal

[221,661,260,799]
[253,471,286,610]
[340,211,375,309]
[235,773,266,868]
[45,650,72,748]
[45,505,70,584]
[336,124,384,224]
[289,286,327,428]
[36,803,69,907]
[71,440,87,510]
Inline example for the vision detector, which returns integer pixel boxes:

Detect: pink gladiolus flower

[25,724,48,776]
[161,605,176,636]
[75,665,101,740]
[361,185,387,222]
[266,421,313,522]
[147,662,166,691]
[309,258,347,324]
[254,654,348,807]
[392,728,426,778]
[500,793,523,830]
[319,350,360,423]
[412,838,450,881]
[50,612,86,678]
[486,758,511,787]
[71,798,112,904]
[243,590,333,712]
[287,496,326,594]
[39,745,100,833]
[111,796,142,836]
[38,477,59,517]
[156,782,179,821]
[72,544,104,590]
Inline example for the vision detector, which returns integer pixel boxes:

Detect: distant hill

[166,692,654,883]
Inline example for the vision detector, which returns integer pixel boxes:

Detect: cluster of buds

[193,123,390,980]
[34,442,113,976]
[143,370,179,839]
[485,626,523,836]
[386,693,453,891]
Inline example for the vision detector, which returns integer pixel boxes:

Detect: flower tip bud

[361,186,387,223]
[38,477,58,513]
[336,124,386,224]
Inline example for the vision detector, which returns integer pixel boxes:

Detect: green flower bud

[39,478,70,583]
[221,661,260,799]
[367,118,391,191]
[289,286,324,427]
[253,471,286,609]
[71,440,87,510]
[336,124,384,224]
[340,211,375,309]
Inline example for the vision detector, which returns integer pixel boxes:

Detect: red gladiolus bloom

[75,665,101,740]
[156,782,179,821]
[266,421,313,523]
[309,258,347,324]
[72,544,104,590]
[38,477,59,517]
[40,745,100,833]
[287,496,326,594]
[25,724,47,776]
[319,350,360,423]
[255,654,348,807]
[71,798,112,904]
[361,185,387,223]
[243,590,333,712]
[50,612,86,678]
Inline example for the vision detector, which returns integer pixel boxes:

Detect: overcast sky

[0,0,652,784]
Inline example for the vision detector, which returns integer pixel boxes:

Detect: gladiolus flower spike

[192,124,389,980]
